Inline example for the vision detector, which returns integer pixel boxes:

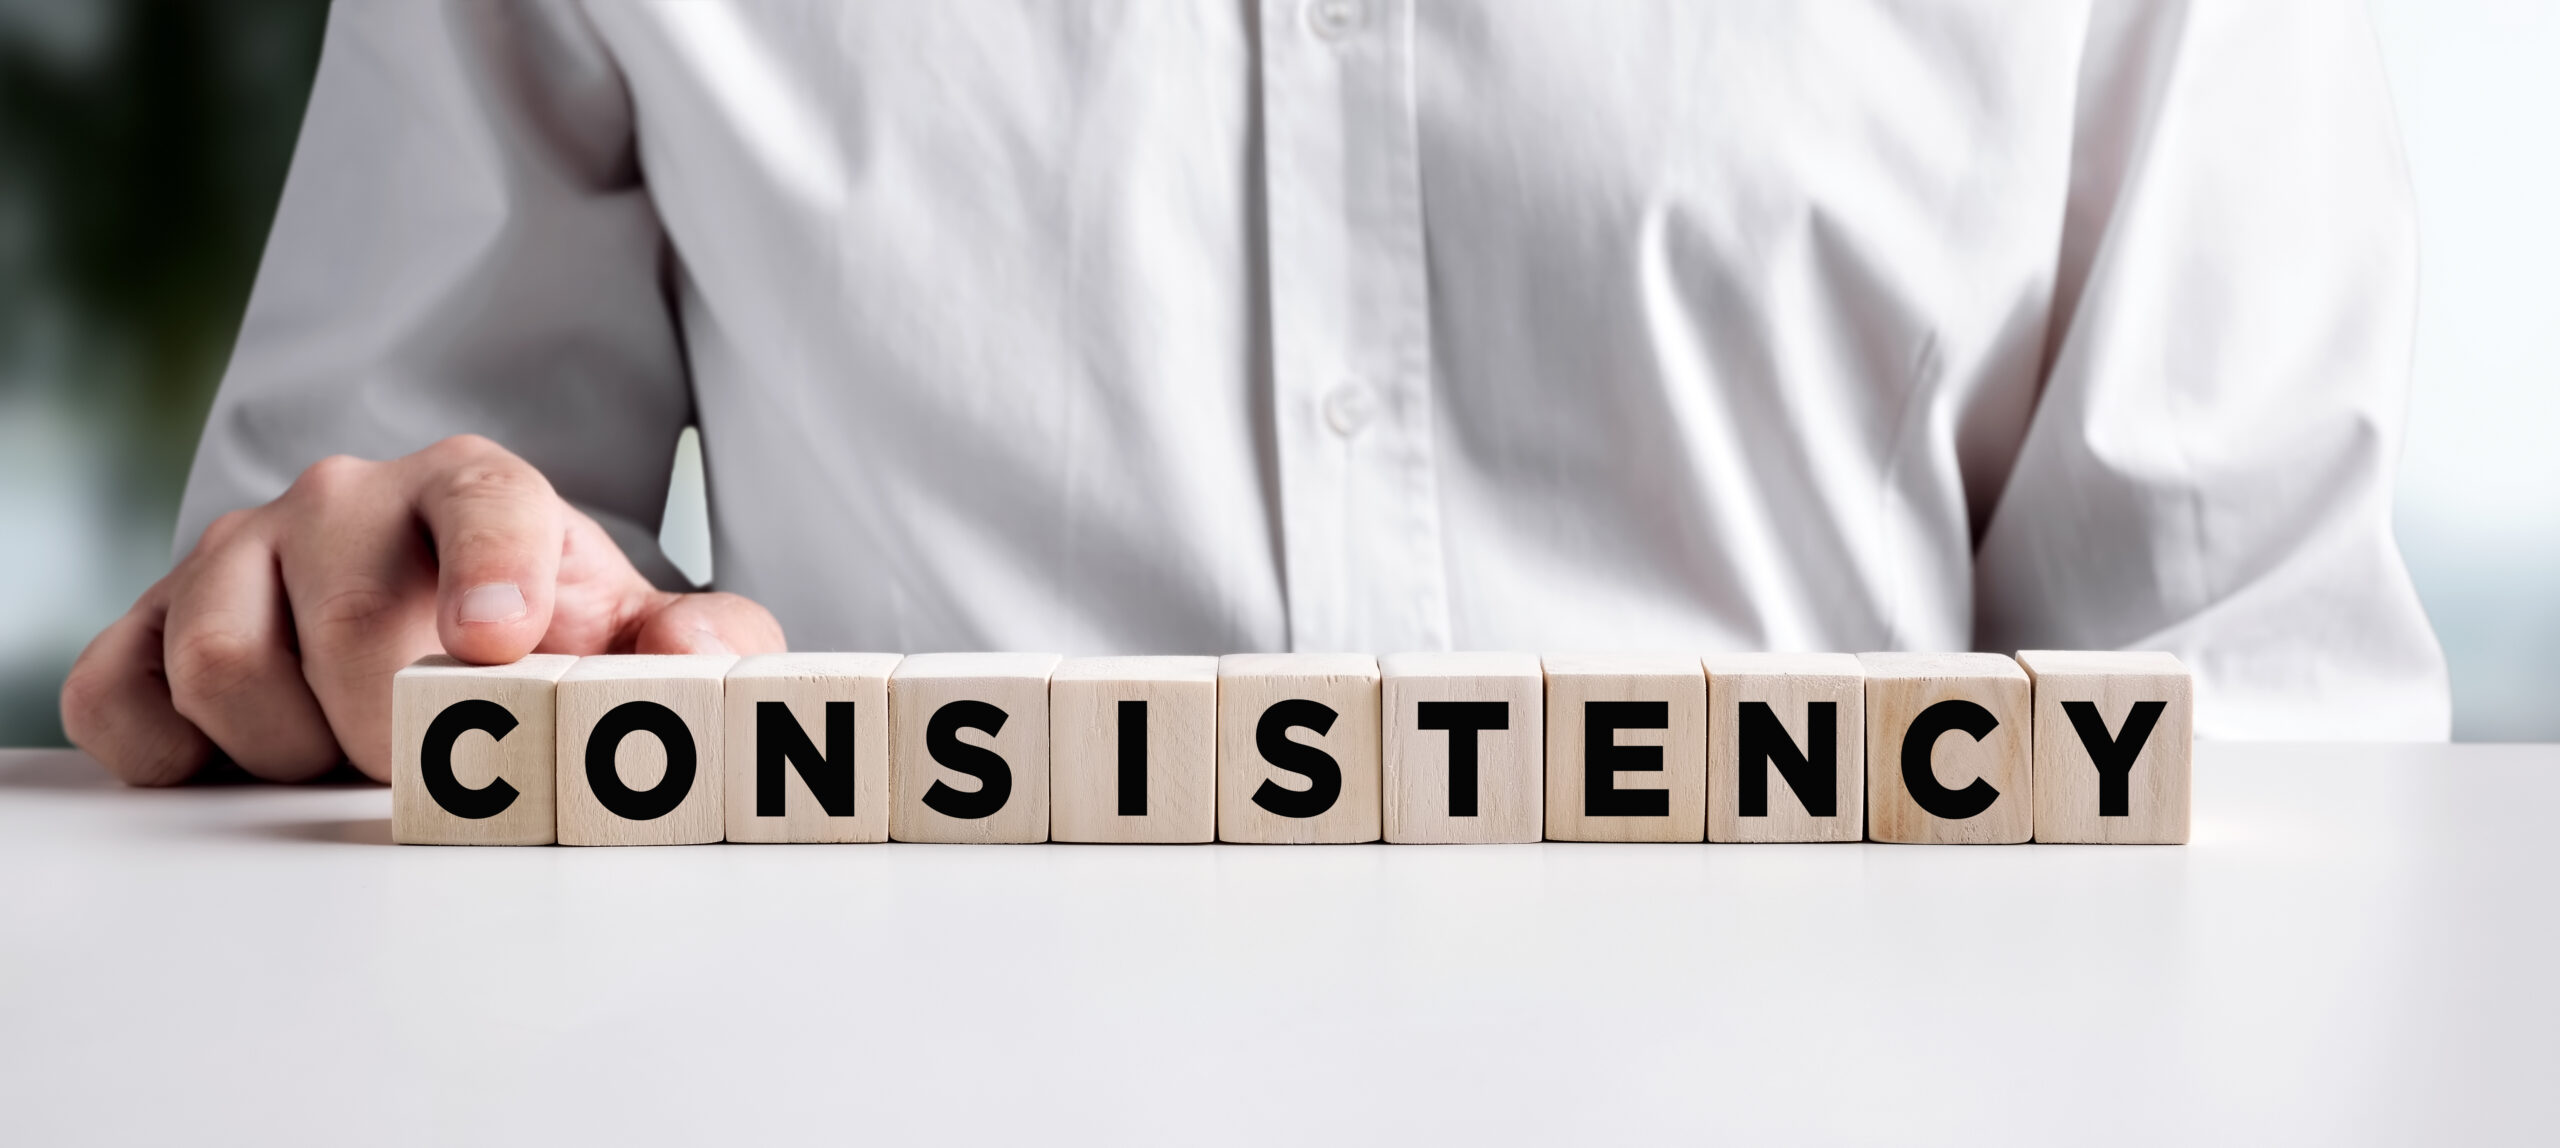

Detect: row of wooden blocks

[393,650,2189,846]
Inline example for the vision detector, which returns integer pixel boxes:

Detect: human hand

[60,434,785,785]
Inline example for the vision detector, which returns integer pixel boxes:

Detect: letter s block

[1860,653,2032,845]
[557,655,736,846]
[392,654,578,845]
[2017,650,2192,844]
[889,653,1061,844]
[1216,654,1380,844]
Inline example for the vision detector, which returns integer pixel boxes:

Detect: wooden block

[1381,653,1544,844]
[1705,653,1865,843]
[1216,654,1381,844]
[1542,654,1707,842]
[1860,653,2031,844]
[391,654,578,845]
[1050,656,1218,844]
[2017,650,2193,844]
[889,653,1060,843]
[723,653,901,843]
[556,655,736,846]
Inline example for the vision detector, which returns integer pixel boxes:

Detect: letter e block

[1860,653,2031,844]
[1216,654,1381,844]
[890,653,1060,843]
[1705,653,1864,843]
[1050,656,1218,844]
[2017,650,2192,844]
[1382,652,1543,844]
[724,653,900,843]
[392,654,577,845]
[1543,654,1705,842]
[557,655,735,846]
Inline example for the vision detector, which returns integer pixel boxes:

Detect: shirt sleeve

[176,0,694,586]
[1972,0,2450,739]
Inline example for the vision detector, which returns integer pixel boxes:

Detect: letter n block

[1541,654,1704,842]
[2017,650,2192,844]
[889,653,1060,843]
[557,655,735,846]
[1216,654,1380,844]
[724,653,901,843]
[1859,653,2031,844]
[1705,653,1864,843]
[1382,652,1543,844]
[392,654,577,845]
[1050,656,1219,844]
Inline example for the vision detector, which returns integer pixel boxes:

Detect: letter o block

[889,653,1060,844]
[392,654,578,845]
[1217,654,1380,844]
[2018,650,2192,844]
[1860,653,2031,845]
[557,655,736,846]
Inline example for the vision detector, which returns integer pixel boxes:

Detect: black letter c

[1899,699,2001,820]
[422,699,520,819]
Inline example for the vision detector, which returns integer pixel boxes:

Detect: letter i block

[1860,653,2031,844]
[1050,656,1219,844]
[1216,654,1381,844]
[889,653,1061,843]
[392,654,579,845]
[1542,654,1706,842]
[1382,652,1544,844]
[556,655,736,846]
[1704,653,1864,843]
[2017,650,2193,844]
[724,653,901,843]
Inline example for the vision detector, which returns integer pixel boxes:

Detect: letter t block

[1382,652,1544,844]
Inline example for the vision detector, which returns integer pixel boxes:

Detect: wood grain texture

[1050,656,1218,844]
[2017,650,2193,844]
[1541,654,1706,842]
[556,655,736,846]
[724,653,901,843]
[391,654,577,845]
[1705,652,1864,843]
[889,653,1060,844]
[1382,652,1543,844]
[1860,653,2031,844]
[1217,653,1381,844]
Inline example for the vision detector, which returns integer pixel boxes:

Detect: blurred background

[0,1,2550,747]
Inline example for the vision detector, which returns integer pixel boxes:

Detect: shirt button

[1323,381,1377,437]
[1305,0,1364,41]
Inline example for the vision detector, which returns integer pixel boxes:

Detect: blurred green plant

[0,0,331,744]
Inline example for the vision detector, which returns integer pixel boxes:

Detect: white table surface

[2,743,2553,1146]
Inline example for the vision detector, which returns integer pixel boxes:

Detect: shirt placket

[1257,0,1451,654]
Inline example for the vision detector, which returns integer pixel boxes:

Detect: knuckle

[195,508,261,551]
[164,627,272,708]
[303,581,412,641]
[286,454,372,505]
[57,662,114,743]
[419,433,508,469]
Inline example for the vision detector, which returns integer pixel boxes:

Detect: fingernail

[685,628,735,656]
[457,583,528,625]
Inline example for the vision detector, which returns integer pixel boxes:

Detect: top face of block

[1380,651,1540,680]
[398,653,579,682]
[561,654,737,683]
[727,652,903,680]
[2013,650,2187,678]
[1219,653,1378,680]
[1051,655,1218,684]
[890,652,1061,681]
[1857,652,2026,682]
[1703,651,1863,677]
[1541,653,1703,678]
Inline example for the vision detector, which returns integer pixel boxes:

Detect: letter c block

[392,654,578,845]
[1860,653,2032,844]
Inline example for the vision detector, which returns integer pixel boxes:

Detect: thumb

[628,591,789,657]
[407,438,566,665]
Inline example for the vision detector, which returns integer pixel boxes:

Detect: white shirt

[179,0,2450,740]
